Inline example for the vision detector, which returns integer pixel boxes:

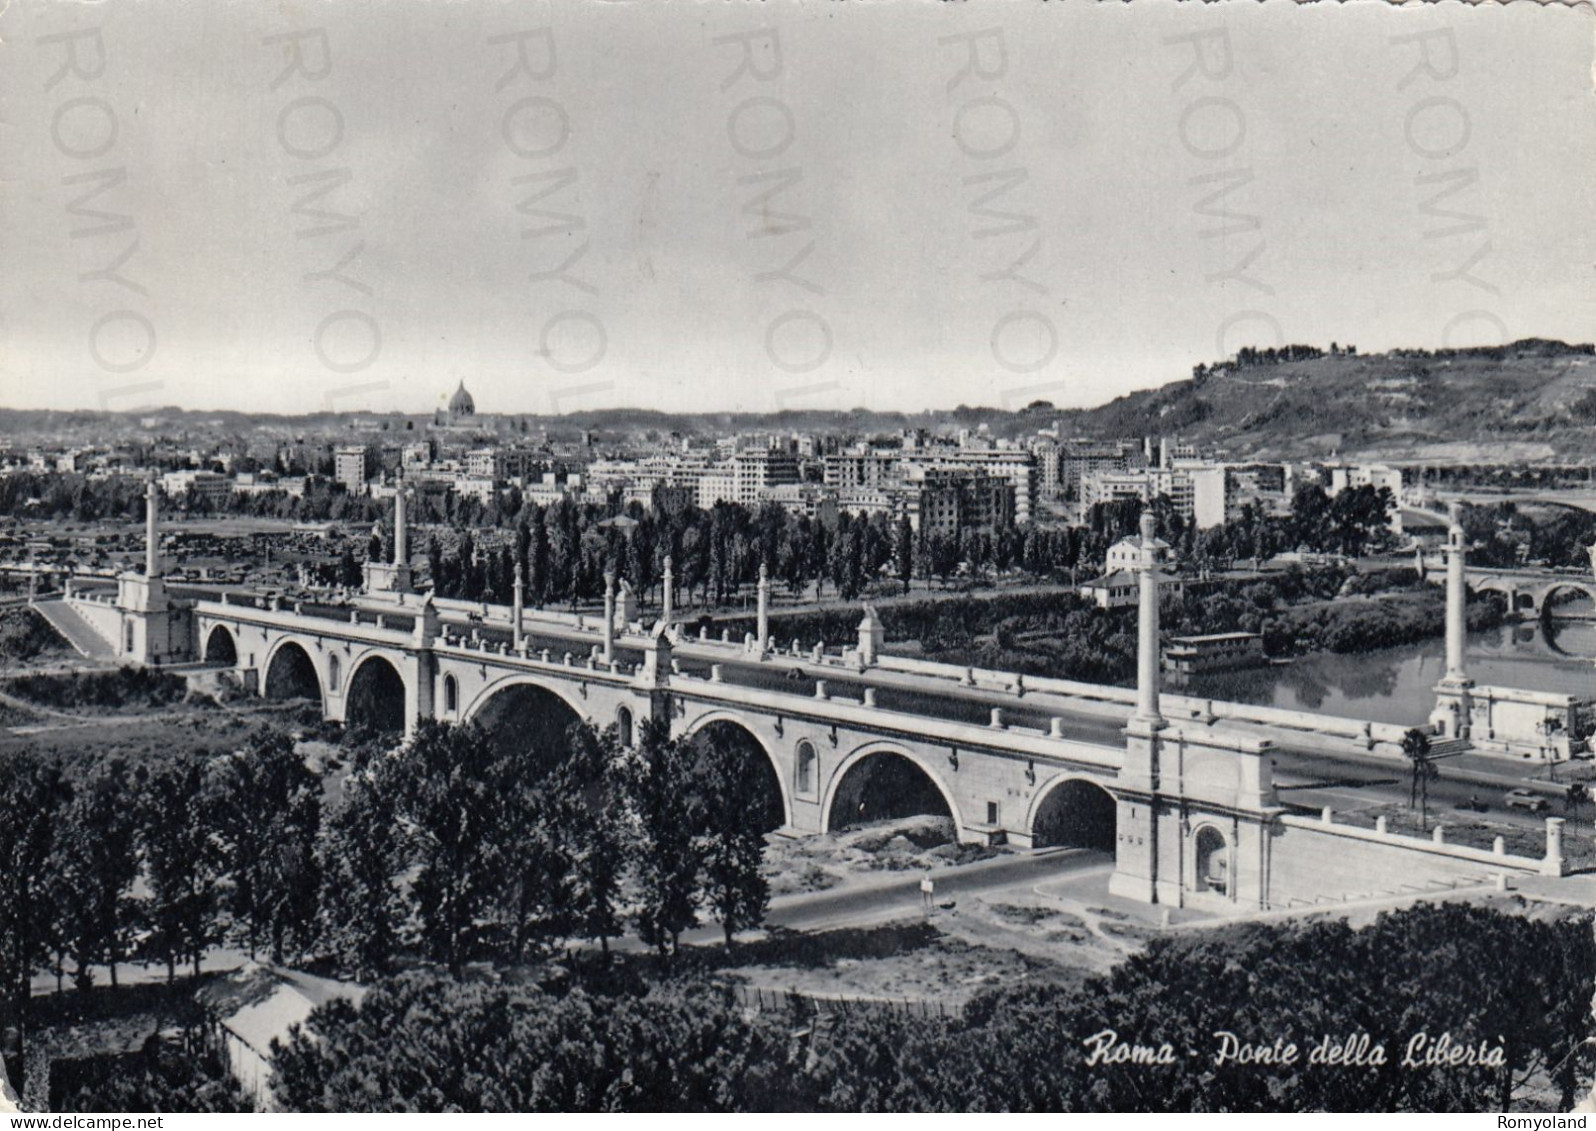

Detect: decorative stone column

[393,469,408,568]
[661,555,674,625]
[512,566,524,651]
[1109,511,1170,906]
[756,562,770,653]
[1134,511,1164,728]
[1543,817,1566,877]
[603,571,616,664]
[145,472,160,579]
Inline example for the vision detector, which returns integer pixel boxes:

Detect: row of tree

[413,483,1397,612]
[0,717,773,1070]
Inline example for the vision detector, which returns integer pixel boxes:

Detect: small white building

[201,965,366,1111]
[1104,532,1172,573]
[1080,568,1139,609]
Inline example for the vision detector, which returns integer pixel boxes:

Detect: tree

[1401,727,1436,827]
[317,769,403,982]
[690,729,771,948]
[894,514,914,594]
[56,759,139,990]
[380,721,508,974]
[138,756,223,981]
[0,753,70,1071]
[338,546,361,589]
[630,721,702,957]
[545,725,630,959]
[207,732,323,964]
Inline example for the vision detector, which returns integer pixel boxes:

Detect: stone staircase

[29,599,117,660]
[1426,737,1472,759]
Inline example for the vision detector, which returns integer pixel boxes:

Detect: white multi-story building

[1328,462,1403,501]
[730,450,800,505]
[696,467,738,509]
[921,449,1038,524]
[333,446,372,493]
[759,483,838,525]
[159,470,233,506]
[1080,466,1197,524]
[824,450,900,492]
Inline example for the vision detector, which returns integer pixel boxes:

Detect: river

[1180,619,1596,727]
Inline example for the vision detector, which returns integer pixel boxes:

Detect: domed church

[430,380,528,434]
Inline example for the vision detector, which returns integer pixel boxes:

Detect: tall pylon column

[393,470,408,567]
[1134,511,1164,728]
[512,565,524,651]
[603,570,616,664]
[756,562,770,652]
[661,555,674,625]
[1430,502,1474,739]
[1443,504,1468,685]
[144,472,160,578]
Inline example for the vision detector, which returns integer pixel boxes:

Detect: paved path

[666,849,1112,948]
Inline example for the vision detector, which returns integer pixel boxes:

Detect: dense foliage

[3,668,190,712]
[268,902,1594,1113]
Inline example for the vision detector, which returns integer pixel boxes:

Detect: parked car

[1504,788,1550,812]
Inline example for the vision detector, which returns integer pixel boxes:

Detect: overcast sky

[1,0,1591,417]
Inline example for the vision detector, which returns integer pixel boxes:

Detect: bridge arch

[463,675,593,780]
[344,652,408,735]
[202,623,238,665]
[821,740,961,835]
[1027,774,1117,851]
[460,673,592,730]
[1542,583,1596,620]
[262,637,324,707]
[680,711,788,831]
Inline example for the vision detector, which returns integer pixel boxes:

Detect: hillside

[2,340,1594,461]
[1051,339,1596,462]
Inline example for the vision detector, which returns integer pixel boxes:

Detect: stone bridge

[187,589,1149,851]
[46,482,1576,915]
[1463,570,1596,618]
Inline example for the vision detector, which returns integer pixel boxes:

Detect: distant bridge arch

[1542,583,1596,619]
[1469,575,1596,618]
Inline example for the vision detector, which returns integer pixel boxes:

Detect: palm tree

[1402,727,1435,828]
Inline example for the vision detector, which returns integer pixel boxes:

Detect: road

[666,848,1114,947]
